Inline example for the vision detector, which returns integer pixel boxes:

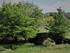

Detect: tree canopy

[0,2,43,42]
[48,7,70,44]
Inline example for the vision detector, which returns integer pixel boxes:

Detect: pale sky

[0,0,70,13]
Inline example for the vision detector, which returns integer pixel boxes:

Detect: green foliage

[48,7,70,43]
[49,7,70,35]
[0,2,43,42]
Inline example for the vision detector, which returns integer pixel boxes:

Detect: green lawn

[0,44,70,53]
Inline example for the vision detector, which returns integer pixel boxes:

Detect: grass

[0,43,70,53]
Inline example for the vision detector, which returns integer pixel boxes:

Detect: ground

[0,44,70,53]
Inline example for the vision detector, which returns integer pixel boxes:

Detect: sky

[0,0,70,13]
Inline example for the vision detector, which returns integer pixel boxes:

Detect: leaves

[0,2,43,41]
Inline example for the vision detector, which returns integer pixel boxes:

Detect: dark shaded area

[0,39,26,45]
[28,32,70,45]
[63,38,70,44]
[48,33,64,44]
[28,33,49,45]
[0,39,26,50]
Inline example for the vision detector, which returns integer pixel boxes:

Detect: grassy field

[0,43,70,53]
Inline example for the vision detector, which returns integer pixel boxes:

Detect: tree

[0,2,43,42]
[48,7,70,44]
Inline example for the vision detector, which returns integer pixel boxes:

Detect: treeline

[0,2,70,45]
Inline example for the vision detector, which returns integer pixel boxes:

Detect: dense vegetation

[0,2,43,43]
[0,2,70,52]
[47,7,70,44]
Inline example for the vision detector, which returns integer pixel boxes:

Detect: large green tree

[0,2,43,42]
[48,7,70,44]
